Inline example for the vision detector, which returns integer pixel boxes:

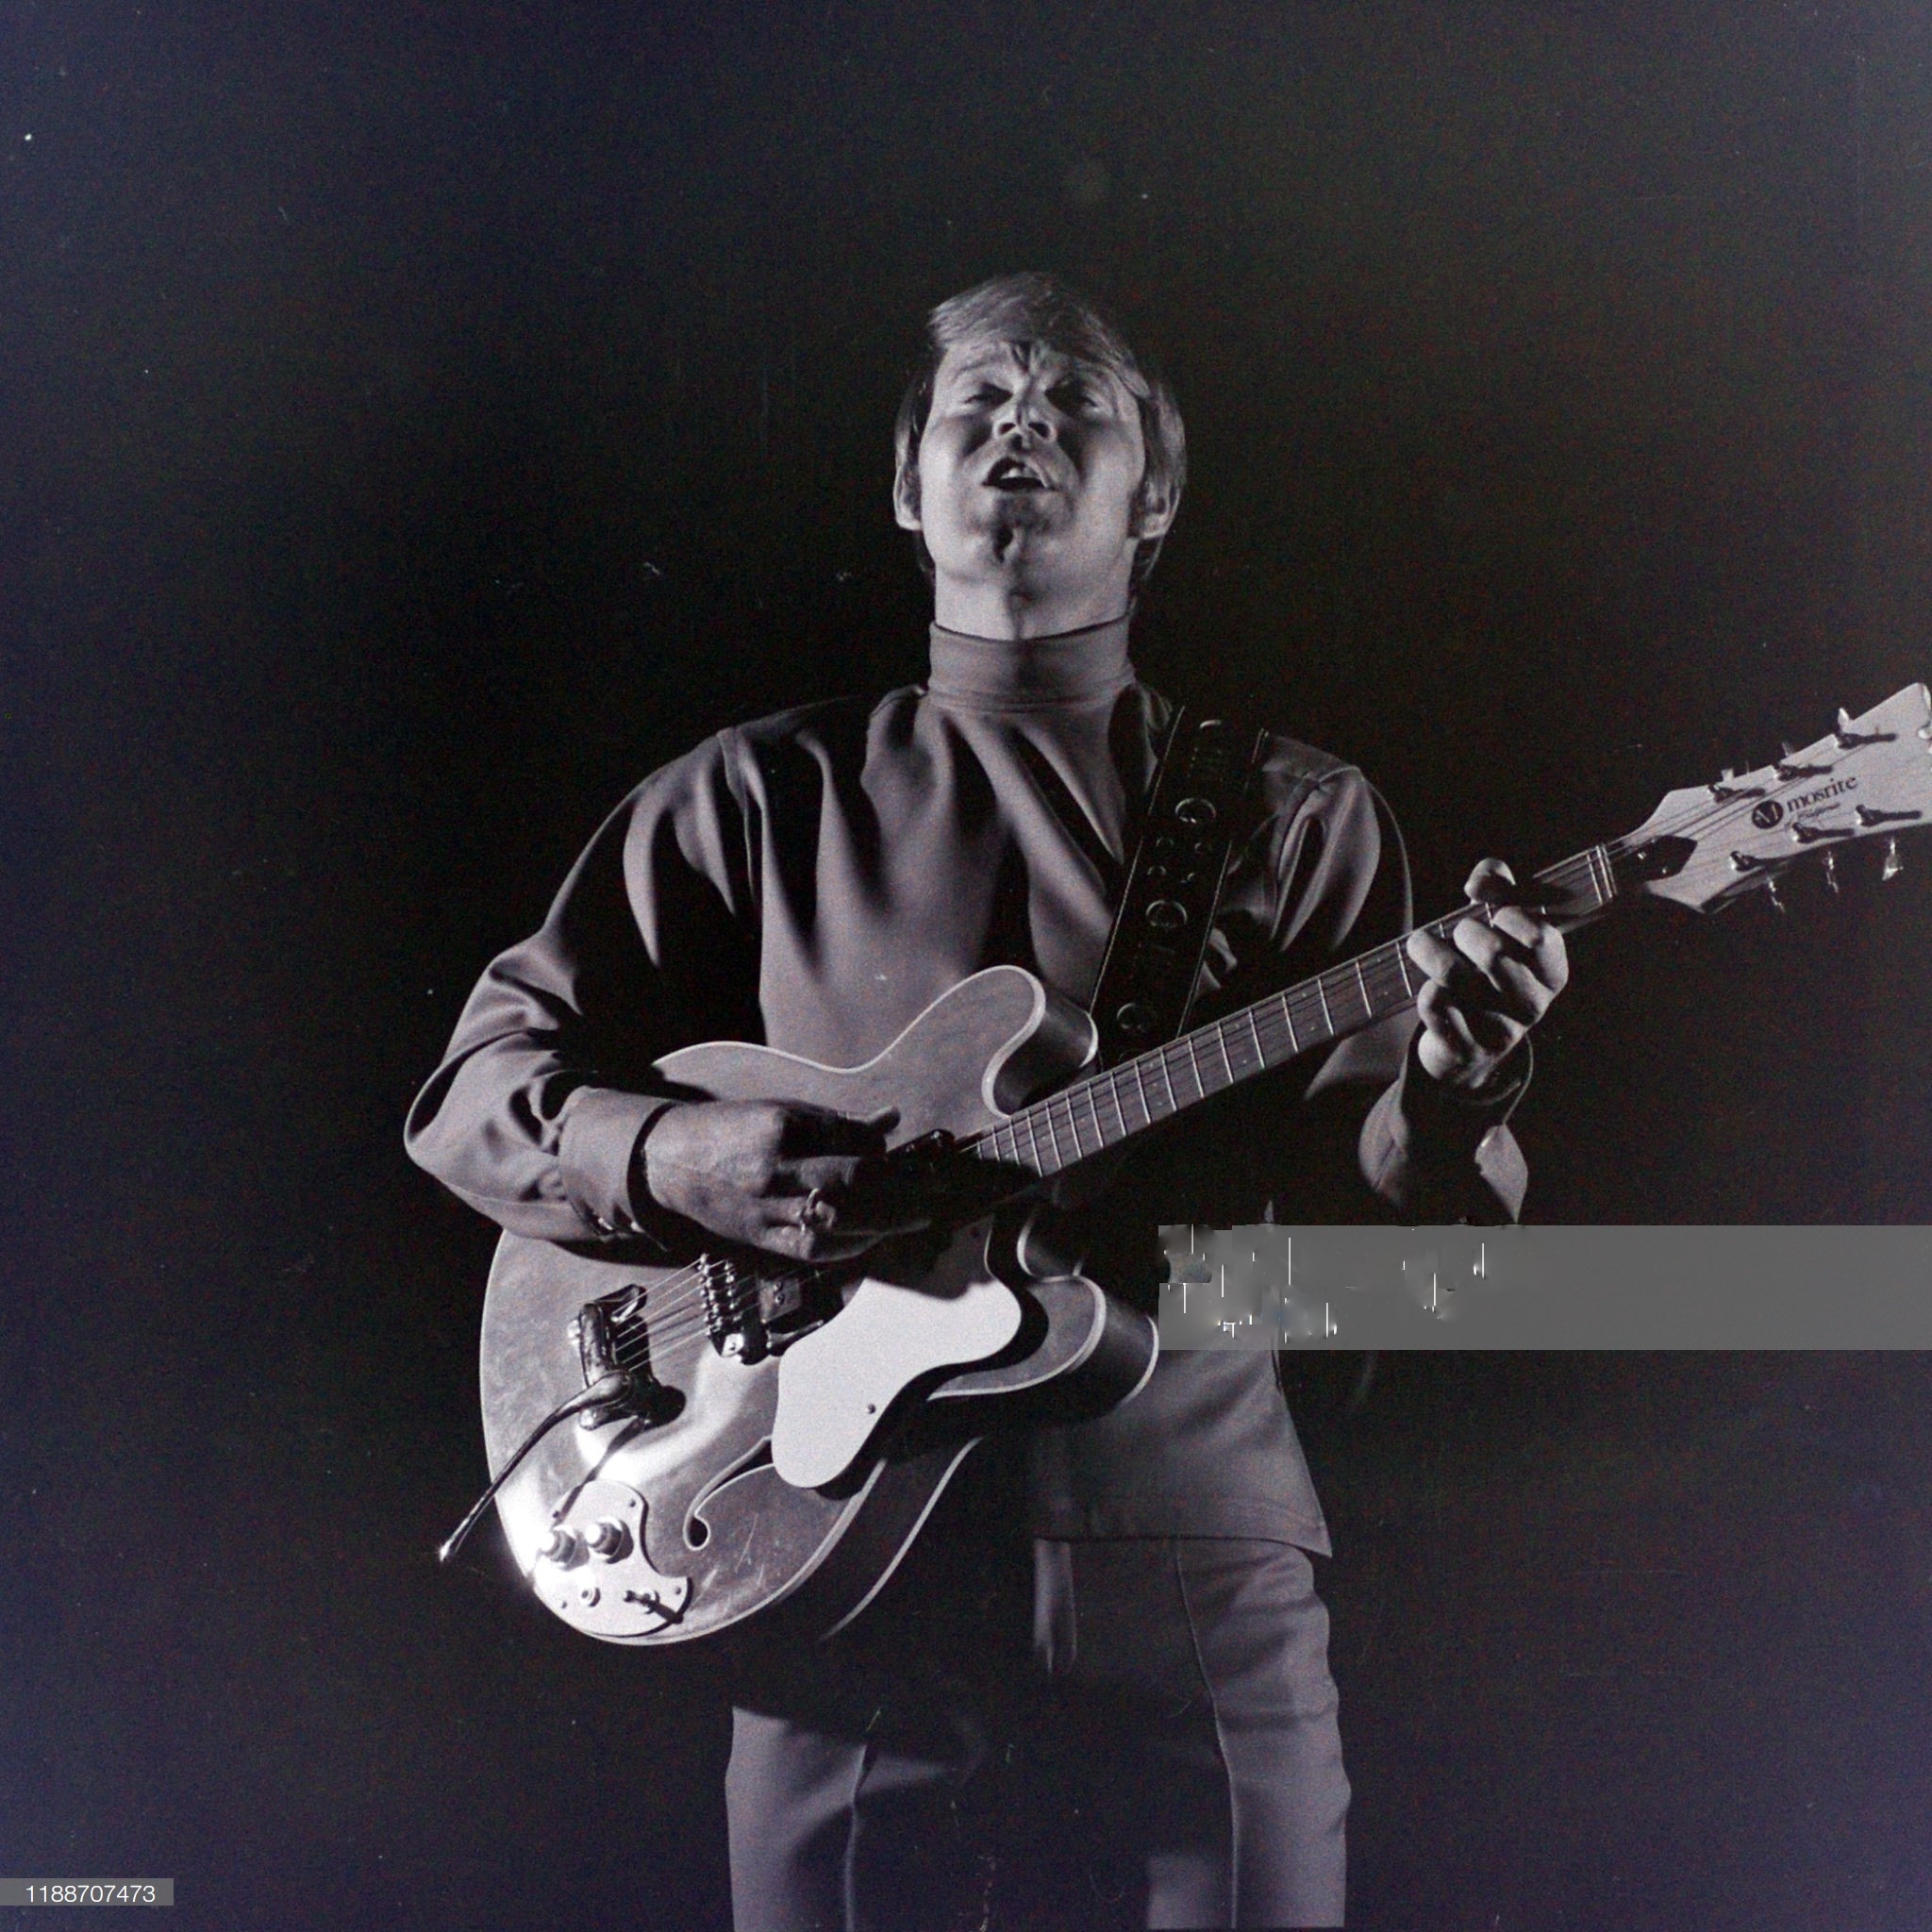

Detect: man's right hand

[639,1100,928,1263]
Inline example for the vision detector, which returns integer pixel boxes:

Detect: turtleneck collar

[925,612,1136,711]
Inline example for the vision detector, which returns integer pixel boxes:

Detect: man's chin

[974,511,1066,571]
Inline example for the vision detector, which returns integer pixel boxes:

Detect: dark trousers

[723,1466,1348,1931]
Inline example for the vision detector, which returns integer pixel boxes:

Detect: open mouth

[985,457,1052,492]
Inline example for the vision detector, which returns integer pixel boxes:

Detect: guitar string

[961,741,1921,1181]
[596,792,1871,1371]
[590,851,1615,1376]
[585,740,1920,1377]
[965,845,1615,1181]
[599,837,1762,1371]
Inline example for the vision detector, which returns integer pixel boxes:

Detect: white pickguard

[771,1229,1023,1490]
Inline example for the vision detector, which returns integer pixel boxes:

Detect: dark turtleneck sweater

[407,616,1528,1550]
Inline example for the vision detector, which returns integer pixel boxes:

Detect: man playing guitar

[408,272,1567,1929]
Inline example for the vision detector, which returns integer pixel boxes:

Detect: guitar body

[475,965,1159,1647]
[455,681,1932,1647]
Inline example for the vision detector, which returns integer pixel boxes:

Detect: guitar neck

[967,842,1621,1182]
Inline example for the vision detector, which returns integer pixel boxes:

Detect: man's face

[897,338,1170,625]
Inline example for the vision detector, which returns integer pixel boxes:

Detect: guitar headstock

[1615,683,1932,910]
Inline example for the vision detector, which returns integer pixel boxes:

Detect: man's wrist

[551,1089,691,1248]
[1424,1039,1530,1105]
[631,1102,689,1215]
[1397,1032,1532,1154]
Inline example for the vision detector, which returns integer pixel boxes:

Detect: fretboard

[967,843,1618,1180]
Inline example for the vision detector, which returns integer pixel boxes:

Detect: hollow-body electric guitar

[444,685,1932,1647]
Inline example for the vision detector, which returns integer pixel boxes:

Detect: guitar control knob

[582,1518,626,1557]
[537,1526,580,1565]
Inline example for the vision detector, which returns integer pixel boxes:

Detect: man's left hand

[1406,858,1569,1095]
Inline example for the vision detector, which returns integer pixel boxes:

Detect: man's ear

[1130,472,1178,541]
[892,460,923,532]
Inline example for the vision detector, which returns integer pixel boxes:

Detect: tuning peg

[1823,850,1840,894]
[1836,708,1859,748]
[1765,874,1788,914]
[1883,837,1904,881]
[1781,741,1799,759]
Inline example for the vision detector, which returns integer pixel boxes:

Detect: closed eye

[1049,379,1111,415]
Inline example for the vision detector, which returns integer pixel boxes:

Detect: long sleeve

[404,735,763,1245]
[406,652,1537,1552]
[1024,742,1533,1549]
[1268,764,1530,1227]
[1122,747,1531,1241]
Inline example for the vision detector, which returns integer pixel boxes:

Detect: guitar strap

[1090,708,1270,1067]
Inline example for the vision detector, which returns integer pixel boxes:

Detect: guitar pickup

[758,1275,809,1327]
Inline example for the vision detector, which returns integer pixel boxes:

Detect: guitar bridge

[698,1254,768,1361]
[698,1254,838,1361]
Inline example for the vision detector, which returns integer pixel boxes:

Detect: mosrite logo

[1750,799,1785,829]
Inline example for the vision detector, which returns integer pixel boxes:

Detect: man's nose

[995,388,1054,442]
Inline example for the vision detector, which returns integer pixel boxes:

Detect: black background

[5,3,1932,1926]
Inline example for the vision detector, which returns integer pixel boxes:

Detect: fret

[1360,950,1396,1011]
[1155,1047,1179,1114]
[1080,1080,1109,1152]
[1387,948,1414,1005]
[1173,1039,1202,1104]
[1226,1016,1253,1076]
[937,833,1645,1191]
